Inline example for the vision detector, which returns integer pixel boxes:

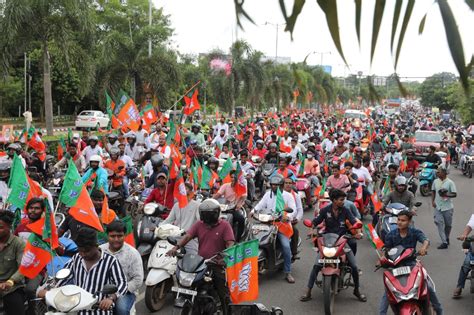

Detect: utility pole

[357,71,363,96]
[264,22,286,62]
[148,0,152,57]
[28,55,31,112]
[24,52,27,113]
[315,51,331,65]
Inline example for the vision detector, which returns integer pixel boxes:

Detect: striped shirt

[57,250,128,315]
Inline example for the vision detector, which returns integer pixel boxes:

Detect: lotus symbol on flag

[232,262,251,293]
[20,250,37,268]
[178,182,186,196]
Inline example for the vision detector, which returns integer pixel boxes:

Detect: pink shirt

[215,183,247,204]
[327,174,351,192]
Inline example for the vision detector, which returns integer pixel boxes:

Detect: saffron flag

[27,199,59,249]
[57,137,67,160]
[273,188,293,239]
[371,192,383,213]
[140,104,158,131]
[122,215,135,248]
[19,233,53,279]
[363,223,384,249]
[100,192,117,225]
[59,160,103,232]
[279,139,291,153]
[116,94,141,131]
[27,130,46,161]
[234,163,247,198]
[224,239,259,303]
[183,88,201,115]
[166,120,181,146]
[173,171,188,208]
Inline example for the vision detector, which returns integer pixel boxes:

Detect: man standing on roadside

[431,166,457,249]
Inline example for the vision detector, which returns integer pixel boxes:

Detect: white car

[75,110,110,130]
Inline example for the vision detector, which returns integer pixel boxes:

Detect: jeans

[115,291,136,315]
[247,178,255,201]
[456,252,473,288]
[232,210,245,242]
[123,176,130,198]
[2,288,26,315]
[277,232,292,273]
[306,246,360,289]
[434,209,453,244]
[379,276,443,315]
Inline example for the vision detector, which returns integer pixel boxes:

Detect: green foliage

[446,79,474,123]
[420,72,457,109]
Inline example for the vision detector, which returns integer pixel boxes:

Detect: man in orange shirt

[104,147,126,196]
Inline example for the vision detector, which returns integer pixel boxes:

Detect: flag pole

[166,80,202,112]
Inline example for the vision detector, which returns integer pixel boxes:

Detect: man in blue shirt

[300,189,367,302]
[82,155,109,192]
[379,210,442,315]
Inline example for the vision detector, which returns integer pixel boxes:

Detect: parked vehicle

[413,130,443,161]
[75,110,110,130]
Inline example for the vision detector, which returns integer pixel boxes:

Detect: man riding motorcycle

[382,176,416,214]
[459,137,474,174]
[452,213,474,298]
[379,210,442,315]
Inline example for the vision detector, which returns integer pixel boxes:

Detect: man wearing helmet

[106,134,120,152]
[124,133,141,161]
[82,135,103,164]
[54,143,87,173]
[104,148,126,203]
[383,176,416,213]
[252,139,267,159]
[1,143,26,167]
[271,153,296,181]
[82,155,109,192]
[263,142,279,165]
[253,174,297,283]
[167,199,235,314]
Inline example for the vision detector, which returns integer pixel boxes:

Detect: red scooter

[303,219,362,315]
[379,246,434,315]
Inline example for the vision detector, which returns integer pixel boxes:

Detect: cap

[157,172,168,179]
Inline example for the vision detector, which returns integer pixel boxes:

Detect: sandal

[299,293,312,302]
[353,289,367,302]
[452,288,462,299]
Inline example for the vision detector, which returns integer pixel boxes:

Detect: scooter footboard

[145,269,171,286]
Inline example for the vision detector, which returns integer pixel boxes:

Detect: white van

[344,109,367,120]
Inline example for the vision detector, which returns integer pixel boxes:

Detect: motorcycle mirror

[414,202,422,207]
[303,219,313,228]
[55,268,71,280]
[284,208,294,214]
[100,284,118,295]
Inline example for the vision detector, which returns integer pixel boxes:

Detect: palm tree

[1,0,94,135]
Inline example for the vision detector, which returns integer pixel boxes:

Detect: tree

[420,72,457,109]
[1,0,94,135]
[446,79,474,123]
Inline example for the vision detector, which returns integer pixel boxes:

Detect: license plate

[318,259,340,264]
[470,261,474,265]
[172,287,197,296]
[392,266,411,277]
[388,217,398,224]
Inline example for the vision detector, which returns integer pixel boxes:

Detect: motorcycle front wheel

[172,305,192,315]
[419,184,431,197]
[323,275,337,315]
[145,279,170,311]
[470,268,474,293]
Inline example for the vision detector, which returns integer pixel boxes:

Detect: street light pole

[24,52,27,113]
[265,22,286,62]
[315,51,331,65]
[357,71,363,96]
[148,0,152,57]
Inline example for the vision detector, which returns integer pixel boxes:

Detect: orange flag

[371,192,383,213]
[173,171,188,208]
[19,234,53,279]
[69,187,104,232]
[101,193,117,225]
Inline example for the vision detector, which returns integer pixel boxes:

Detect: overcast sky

[156,0,473,80]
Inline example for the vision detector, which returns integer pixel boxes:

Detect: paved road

[135,170,474,314]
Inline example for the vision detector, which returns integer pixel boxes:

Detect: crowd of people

[0,107,473,315]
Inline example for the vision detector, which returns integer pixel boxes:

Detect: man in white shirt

[253,174,296,283]
[289,138,302,163]
[383,144,403,168]
[124,134,142,161]
[321,134,337,154]
[214,117,229,137]
[211,129,228,147]
[283,177,303,262]
[82,135,103,164]
[156,135,171,160]
[352,158,372,186]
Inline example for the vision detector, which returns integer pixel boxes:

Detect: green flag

[319,177,327,197]
[58,159,84,207]
[298,153,305,176]
[166,120,177,145]
[7,154,30,209]
[382,175,391,196]
[105,91,115,118]
[67,128,73,144]
[219,158,233,180]
[200,165,215,190]
[275,188,285,214]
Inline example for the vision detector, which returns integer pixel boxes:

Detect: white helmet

[89,155,102,163]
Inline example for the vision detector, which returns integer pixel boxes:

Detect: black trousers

[232,210,245,242]
[209,265,230,315]
[290,223,299,256]
[2,288,26,315]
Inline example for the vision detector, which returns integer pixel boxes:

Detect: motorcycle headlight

[179,271,197,287]
[322,247,337,258]
[54,290,80,312]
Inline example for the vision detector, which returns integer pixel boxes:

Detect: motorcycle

[219,203,251,242]
[249,209,299,273]
[463,155,474,178]
[229,303,283,315]
[167,242,225,315]
[302,219,363,315]
[136,202,167,272]
[376,202,422,242]
[401,171,418,195]
[378,246,434,315]
[144,224,184,312]
[460,236,474,294]
[261,163,277,188]
[418,162,436,197]
[347,178,369,218]
[44,269,119,315]
[295,177,311,210]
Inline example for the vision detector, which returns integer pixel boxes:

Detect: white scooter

[144,224,183,312]
[44,269,136,315]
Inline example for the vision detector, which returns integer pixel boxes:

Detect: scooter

[401,172,418,196]
[167,242,224,315]
[249,209,299,273]
[463,155,474,178]
[144,224,183,312]
[44,269,119,315]
[459,236,474,294]
[418,162,436,196]
[136,202,167,272]
[378,246,434,314]
[302,219,363,315]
